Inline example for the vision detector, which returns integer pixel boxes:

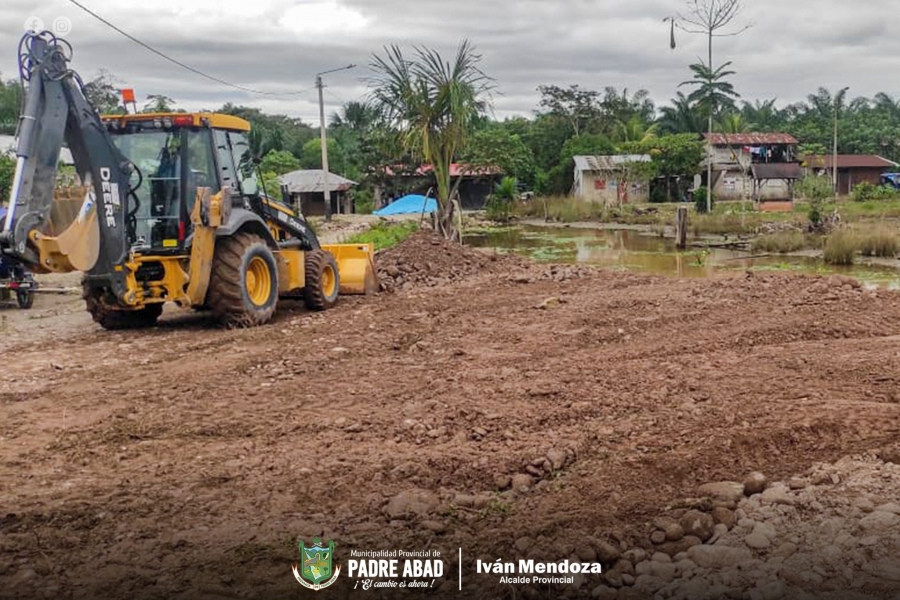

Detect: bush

[353,189,375,215]
[513,196,601,222]
[346,221,418,250]
[851,182,900,202]
[751,232,808,254]
[823,230,859,265]
[694,186,713,213]
[0,155,15,201]
[858,227,899,257]
[795,176,833,226]
[649,184,669,204]
[486,177,518,222]
[795,175,833,202]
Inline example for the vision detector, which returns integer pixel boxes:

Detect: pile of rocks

[381,450,900,599]
[591,452,900,600]
[510,264,595,286]
[376,231,526,291]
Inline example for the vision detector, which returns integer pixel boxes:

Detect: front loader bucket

[323,243,378,295]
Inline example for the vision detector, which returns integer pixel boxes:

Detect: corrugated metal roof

[280,169,357,194]
[573,155,652,172]
[383,163,501,177]
[750,163,804,180]
[803,155,899,169]
[704,133,798,146]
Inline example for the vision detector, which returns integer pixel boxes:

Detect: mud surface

[2,233,900,599]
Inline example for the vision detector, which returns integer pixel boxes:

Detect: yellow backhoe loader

[0,31,376,329]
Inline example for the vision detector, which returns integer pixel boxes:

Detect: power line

[66,0,316,97]
[324,88,347,106]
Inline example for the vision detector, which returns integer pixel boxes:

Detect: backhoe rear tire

[207,233,279,327]
[303,249,340,311]
[85,294,163,330]
[16,289,34,309]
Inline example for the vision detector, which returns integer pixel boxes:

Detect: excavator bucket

[322,243,378,295]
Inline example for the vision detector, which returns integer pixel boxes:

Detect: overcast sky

[2,0,898,125]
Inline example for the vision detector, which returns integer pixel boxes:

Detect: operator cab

[101,112,257,254]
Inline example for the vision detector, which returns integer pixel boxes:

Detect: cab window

[230,132,258,197]
[186,130,220,215]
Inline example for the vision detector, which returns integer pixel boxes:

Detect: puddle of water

[465,225,900,289]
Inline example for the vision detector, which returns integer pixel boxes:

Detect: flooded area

[465,224,900,289]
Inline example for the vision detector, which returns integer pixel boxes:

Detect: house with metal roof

[378,163,502,210]
[573,155,652,205]
[802,155,899,196]
[279,169,357,216]
[703,133,801,202]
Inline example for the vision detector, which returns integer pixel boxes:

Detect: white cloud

[279,1,369,35]
[2,0,900,123]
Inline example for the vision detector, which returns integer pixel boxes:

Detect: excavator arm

[0,31,133,304]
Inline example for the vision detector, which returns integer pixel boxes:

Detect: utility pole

[833,86,849,196]
[315,64,356,222]
[316,74,331,221]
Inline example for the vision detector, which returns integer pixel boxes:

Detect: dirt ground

[2,233,900,599]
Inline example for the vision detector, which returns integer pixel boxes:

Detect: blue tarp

[373,194,437,216]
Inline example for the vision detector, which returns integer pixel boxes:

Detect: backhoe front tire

[303,249,340,311]
[85,294,163,330]
[207,233,279,327]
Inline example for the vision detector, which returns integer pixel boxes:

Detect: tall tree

[142,94,176,113]
[83,69,125,114]
[460,125,536,185]
[613,114,659,143]
[0,76,22,135]
[657,92,705,134]
[536,84,602,137]
[601,87,655,128]
[329,100,379,132]
[674,0,749,210]
[679,62,740,120]
[740,99,782,131]
[717,112,747,134]
[369,40,493,240]
[219,104,316,158]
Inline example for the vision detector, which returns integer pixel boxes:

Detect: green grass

[514,196,604,222]
[823,230,859,265]
[823,225,899,265]
[346,221,419,250]
[819,199,900,221]
[512,195,900,240]
[857,227,900,258]
[513,196,677,225]
[750,231,809,254]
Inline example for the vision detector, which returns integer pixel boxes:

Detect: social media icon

[52,17,72,35]
[24,17,45,33]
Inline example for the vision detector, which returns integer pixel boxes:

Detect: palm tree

[330,101,379,132]
[657,92,705,134]
[680,60,740,211]
[679,61,740,119]
[718,113,747,134]
[142,94,176,113]
[873,93,900,122]
[369,40,493,240]
[806,88,832,120]
[601,87,656,127]
[740,99,782,131]
[613,114,659,143]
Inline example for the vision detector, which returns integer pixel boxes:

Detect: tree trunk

[707,30,714,213]
[436,200,457,240]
